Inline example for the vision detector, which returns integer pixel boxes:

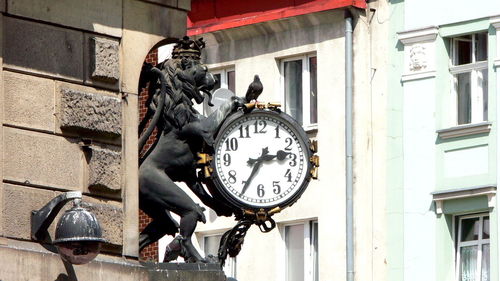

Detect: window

[212,68,236,93]
[281,55,318,128]
[456,214,490,281]
[285,221,318,281]
[450,33,488,125]
[202,233,237,278]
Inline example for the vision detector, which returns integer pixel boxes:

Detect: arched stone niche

[119,1,188,259]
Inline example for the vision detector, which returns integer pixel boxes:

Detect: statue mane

[159,58,199,130]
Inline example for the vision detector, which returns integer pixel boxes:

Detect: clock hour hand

[247,147,271,165]
[276,150,289,161]
[247,149,288,165]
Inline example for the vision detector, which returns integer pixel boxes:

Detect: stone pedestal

[143,262,227,281]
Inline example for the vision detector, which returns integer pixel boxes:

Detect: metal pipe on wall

[345,10,354,281]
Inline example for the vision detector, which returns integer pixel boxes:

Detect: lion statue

[138,37,244,263]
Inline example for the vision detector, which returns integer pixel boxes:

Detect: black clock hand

[242,149,290,195]
[247,147,270,165]
[241,161,262,195]
[242,147,272,194]
[276,150,289,161]
[247,150,288,165]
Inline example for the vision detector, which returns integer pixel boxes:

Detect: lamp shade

[54,204,106,264]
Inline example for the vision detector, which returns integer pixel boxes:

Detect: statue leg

[139,209,178,251]
[139,165,207,262]
[178,205,206,262]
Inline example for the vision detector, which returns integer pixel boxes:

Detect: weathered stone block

[59,88,122,137]
[2,184,58,240]
[7,0,122,37]
[83,200,123,246]
[0,0,5,12]
[3,17,84,80]
[3,128,83,190]
[88,146,122,194]
[2,183,123,247]
[89,36,120,83]
[3,71,55,132]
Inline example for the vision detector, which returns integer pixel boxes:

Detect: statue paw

[178,236,207,263]
[205,254,219,263]
[163,236,182,262]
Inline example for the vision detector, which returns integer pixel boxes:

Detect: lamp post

[31,191,106,265]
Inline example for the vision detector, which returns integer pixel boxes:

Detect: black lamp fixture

[31,191,106,265]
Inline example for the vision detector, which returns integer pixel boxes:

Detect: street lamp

[31,191,106,265]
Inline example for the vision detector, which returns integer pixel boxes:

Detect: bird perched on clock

[245,74,263,103]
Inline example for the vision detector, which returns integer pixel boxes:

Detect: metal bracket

[310,139,318,153]
[197,153,213,165]
[310,154,320,179]
[31,191,82,242]
[197,153,214,178]
[245,102,282,111]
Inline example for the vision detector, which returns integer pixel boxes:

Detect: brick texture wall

[139,48,159,262]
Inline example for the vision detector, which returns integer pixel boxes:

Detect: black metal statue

[138,36,246,263]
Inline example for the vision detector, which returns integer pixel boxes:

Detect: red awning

[187,0,366,36]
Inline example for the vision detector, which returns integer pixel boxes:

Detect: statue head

[171,36,216,105]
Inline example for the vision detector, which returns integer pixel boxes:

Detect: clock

[209,108,314,211]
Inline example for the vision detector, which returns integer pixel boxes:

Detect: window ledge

[431,185,496,214]
[436,122,491,139]
[304,124,318,133]
[401,70,436,82]
[494,59,500,68]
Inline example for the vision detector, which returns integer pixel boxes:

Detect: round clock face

[212,110,311,209]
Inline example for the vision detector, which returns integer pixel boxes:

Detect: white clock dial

[213,112,309,208]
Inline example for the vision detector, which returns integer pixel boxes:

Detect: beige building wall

[190,4,389,281]
[0,0,189,280]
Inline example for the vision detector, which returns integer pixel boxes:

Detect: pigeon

[245,75,263,103]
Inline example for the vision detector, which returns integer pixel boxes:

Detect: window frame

[211,67,236,93]
[283,220,319,281]
[454,213,490,281]
[204,67,236,115]
[280,54,318,130]
[449,32,488,126]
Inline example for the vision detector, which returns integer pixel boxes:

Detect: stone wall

[0,0,190,280]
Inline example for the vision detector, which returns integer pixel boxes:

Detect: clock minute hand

[242,147,280,195]
[241,161,262,195]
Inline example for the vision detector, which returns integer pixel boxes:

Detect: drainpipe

[345,10,354,281]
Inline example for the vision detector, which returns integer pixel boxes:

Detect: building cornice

[491,15,500,29]
[436,122,492,139]
[431,185,496,214]
[397,26,439,45]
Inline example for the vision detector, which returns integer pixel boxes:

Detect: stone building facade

[0,0,192,280]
